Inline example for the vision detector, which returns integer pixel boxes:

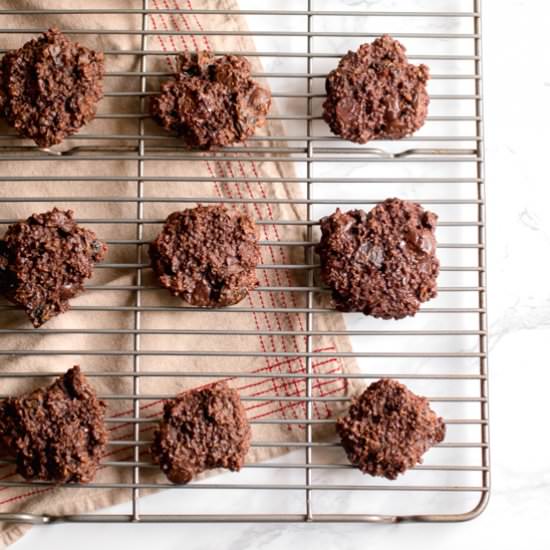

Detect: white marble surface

[10,0,550,548]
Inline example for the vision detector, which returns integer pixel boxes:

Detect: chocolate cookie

[0,208,108,327]
[151,382,251,484]
[323,35,429,143]
[149,205,260,307]
[337,379,445,479]
[316,198,439,319]
[0,28,104,148]
[150,51,271,149]
[0,366,108,483]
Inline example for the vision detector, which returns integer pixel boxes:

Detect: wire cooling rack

[0,0,488,525]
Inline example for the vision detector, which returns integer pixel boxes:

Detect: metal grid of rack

[0,0,488,524]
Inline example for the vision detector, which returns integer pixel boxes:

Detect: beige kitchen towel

[0,0,360,546]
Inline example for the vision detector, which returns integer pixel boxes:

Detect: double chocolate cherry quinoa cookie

[150,51,272,149]
[323,35,429,143]
[0,366,108,483]
[0,208,108,327]
[316,198,439,320]
[337,379,445,479]
[151,382,251,484]
[0,28,105,148]
[149,205,260,307]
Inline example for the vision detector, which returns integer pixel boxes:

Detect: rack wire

[0,0,488,525]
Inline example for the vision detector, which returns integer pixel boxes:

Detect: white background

[10,0,550,548]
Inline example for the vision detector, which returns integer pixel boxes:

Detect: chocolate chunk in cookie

[0,28,105,148]
[316,198,439,319]
[150,52,271,149]
[337,379,445,479]
[149,205,260,307]
[323,35,429,143]
[0,208,108,327]
[0,366,108,483]
[151,382,251,484]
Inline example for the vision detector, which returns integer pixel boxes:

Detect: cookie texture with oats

[0,366,108,483]
[323,35,429,143]
[151,382,251,484]
[316,198,439,319]
[337,378,445,479]
[0,28,104,147]
[149,204,260,307]
[150,51,271,149]
[0,208,107,327]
